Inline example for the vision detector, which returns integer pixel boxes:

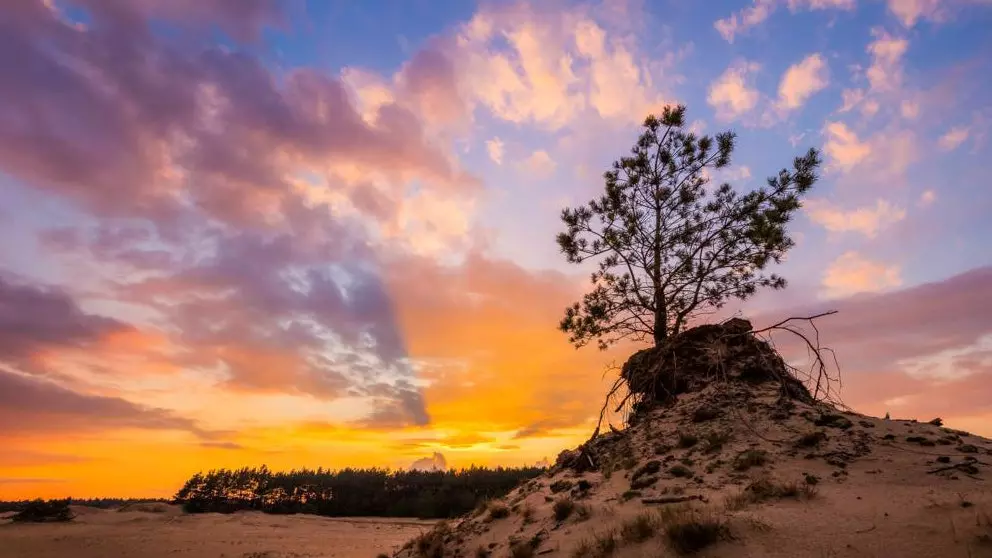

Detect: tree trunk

[653,297,667,346]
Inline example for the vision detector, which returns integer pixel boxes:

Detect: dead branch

[750,311,842,406]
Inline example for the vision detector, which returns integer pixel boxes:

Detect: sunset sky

[1,0,991,499]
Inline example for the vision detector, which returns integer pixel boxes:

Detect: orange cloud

[777,53,829,110]
[821,251,902,298]
[707,61,761,121]
[803,198,906,237]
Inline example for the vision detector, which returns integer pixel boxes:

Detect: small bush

[509,542,535,558]
[795,431,827,447]
[554,498,575,521]
[593,530,618,557]
[733,449,768,471]
[11,499,74,523]
[669,465,693,478]
[414,525,448,558]
[475,546,490,558]
[630,474,658,489]
[575,503,592,521]
[703,431,731,453]
[550,479,574,493]
[620,512,657,543]
[678,432,699,449]
[488,502,510,520]
[621,490,641,502]
[692,406,722,423]
[519,503,535,523]
[664,514,726,555]
[632,460,661,481]
[726,477,818,510]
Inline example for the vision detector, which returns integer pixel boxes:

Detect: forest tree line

[0,498,168,514]
[173,465,545,518]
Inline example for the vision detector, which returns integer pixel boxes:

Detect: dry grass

[575,502,593,521]
[725,477,819,511]
[620,512,658,544]
[487,502,510,520]
[553,498,575,521]
[733,449,769,471]
[658,506,728,555]
[678,431,699,449]
[509,541,535,558]
[703,430,731,453]
[413,524,449,558]
[571,529,618,558]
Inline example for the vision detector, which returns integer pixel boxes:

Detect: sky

[1,0,991,499]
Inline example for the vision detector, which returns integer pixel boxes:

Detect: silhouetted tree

[172,465,543,519]
[9,498,74,522]
[557,104,821,349]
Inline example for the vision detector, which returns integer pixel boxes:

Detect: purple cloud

[0,273,130,371]
[0,369,206,436]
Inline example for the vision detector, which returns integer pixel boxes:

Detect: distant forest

[0,498,168,514]
[173,465,545,518]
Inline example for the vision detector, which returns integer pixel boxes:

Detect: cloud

[409,451,447,471]
[0,0,473,229]
[918,189,937,206]
[821,251,902,298]
[715,0,855,43]
[486,137,505,165]
[380,252,624,437]
[822,122,872,171]
[777,53,829,110]
[0,369,205,436]
[519,150,557,178]
[866,28,909,93]
[0,273,132,373]
[707,61,761,121]
[803,199,907,237]
[714,0,777,43]
[938,126,970,151]
[755,266,992,425]
[199,441,244,450]
[886,0,943,27]
[451,2,675,130]
[885,0,992,28]
[900,99,920,119]
[0,451,91,467]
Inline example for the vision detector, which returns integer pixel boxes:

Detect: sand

[393,382,992,558]
[0,505,436,558]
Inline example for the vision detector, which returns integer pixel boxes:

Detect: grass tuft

[664,514,726,555]
[487,501,510,520]
[553,497,575,521]
[733,449,768,471]
[620,512,658,544]
[678,431,699,449]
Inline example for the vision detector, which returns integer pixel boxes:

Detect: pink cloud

[0,1,473,229]
[754,266,992,429]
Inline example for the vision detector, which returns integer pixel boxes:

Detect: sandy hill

[393,321,992,558]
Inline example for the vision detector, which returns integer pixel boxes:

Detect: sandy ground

[0,505,436,558]
[394,382,992,558]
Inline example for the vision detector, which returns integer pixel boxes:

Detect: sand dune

[393,381,992,558]
[0,505,436,558]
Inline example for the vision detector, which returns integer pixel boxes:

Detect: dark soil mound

[621,318,812,410]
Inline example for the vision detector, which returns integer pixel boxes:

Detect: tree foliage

[173,465,543,519]
[7,498,74,522]
[557,104,821,349]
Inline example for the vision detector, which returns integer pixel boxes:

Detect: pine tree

[557,104,821,349]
